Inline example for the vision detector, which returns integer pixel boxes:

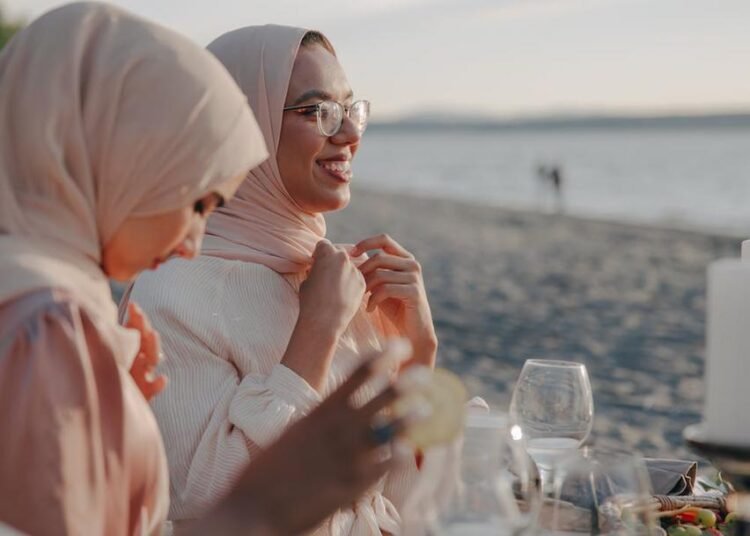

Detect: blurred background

[4,0,749,457]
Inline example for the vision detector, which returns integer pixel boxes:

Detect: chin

[101,260,142,283]
[306,187,351,214]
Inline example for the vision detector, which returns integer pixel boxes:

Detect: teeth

[319,161,350,174]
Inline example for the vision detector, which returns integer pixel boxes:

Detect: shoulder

[3,288,103,343]
[0,288,127,404]
[132,256,298,311]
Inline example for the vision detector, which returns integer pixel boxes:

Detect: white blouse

[130,255,419,535]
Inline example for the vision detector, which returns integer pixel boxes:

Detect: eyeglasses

[282,99,370,137]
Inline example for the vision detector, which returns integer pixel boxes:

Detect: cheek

[162,211,195,250]
[278,123,325,190]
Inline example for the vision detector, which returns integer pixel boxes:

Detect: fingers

[144,374,168,399]
[142,329,161,361]
[363,270,416,294]
[126,302,145,330]
[127,303,156,340]
[366,416,406,447]
[312,239,334,259]
[359,385,399,418]
[328,340,412,403]
[358,253,420,277]
[368,284,418,312]
[352,234,412,259]
[129,351,168,401]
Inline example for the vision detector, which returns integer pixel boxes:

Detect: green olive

[668,526,688,536]
[697,510,717,528]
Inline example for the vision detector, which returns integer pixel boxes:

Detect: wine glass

[509,359,594,490]
[426,412,542,536]
[542,448,660,536]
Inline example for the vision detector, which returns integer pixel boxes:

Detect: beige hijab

[201,25,327,274]
[0,2,267,359]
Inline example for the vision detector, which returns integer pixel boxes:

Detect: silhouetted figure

[535,163,565,213]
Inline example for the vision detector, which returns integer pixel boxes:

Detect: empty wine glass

[541,448,660,536]
[427,412,542,536]
[509,359,594,490]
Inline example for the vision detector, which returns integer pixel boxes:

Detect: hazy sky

[7,0,750,119]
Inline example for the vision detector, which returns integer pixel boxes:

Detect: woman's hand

[198,341,413,536]
[125,302,167,401]
[283,240,367,391]
[352,234,437,368]
[299,239,366,338]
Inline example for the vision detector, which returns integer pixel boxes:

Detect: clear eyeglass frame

[282,99,370,137]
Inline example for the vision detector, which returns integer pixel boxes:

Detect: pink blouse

[0,288,168,535]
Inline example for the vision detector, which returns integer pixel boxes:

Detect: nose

[331,114,362,146]
[174,218,206,260]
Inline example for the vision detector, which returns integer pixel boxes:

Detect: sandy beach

[327,187,743,460]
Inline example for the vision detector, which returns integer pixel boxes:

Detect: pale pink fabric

[0,288,169,536]
[0,3,267,535]
[201,25,326,274]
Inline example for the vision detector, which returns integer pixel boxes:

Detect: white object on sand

[703,259,750,445]
[741,240,750,261]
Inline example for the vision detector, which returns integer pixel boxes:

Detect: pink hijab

[201,25,328,274]
[0,3,267,355]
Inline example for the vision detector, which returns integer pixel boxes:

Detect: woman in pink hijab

[0,5,414,535]
[128,25,438,534]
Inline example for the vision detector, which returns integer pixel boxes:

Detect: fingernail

[383,338,412,363]
[371,339,412,375]
[402,398,433,423]
[396,365,432,392]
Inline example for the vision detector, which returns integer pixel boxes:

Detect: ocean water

[353,127,750,235]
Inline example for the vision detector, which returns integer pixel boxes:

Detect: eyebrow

[292,88,354,106]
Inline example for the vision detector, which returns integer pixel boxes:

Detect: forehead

[286,44,352,104]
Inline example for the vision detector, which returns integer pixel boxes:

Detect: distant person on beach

[124,24,439,533]
[0,5,415,535]
[536,163,565,213]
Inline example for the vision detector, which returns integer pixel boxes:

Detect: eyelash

[194,197,225,215]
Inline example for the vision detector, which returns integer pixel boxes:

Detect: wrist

[280,313,340,392]
[411,332,438,367]
[297,307,347,341]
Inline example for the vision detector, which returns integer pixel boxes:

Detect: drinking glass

[509,359,594,489]
[541,449,660,536]
[427,413,542,536]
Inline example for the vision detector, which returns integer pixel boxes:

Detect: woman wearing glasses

[125,25,438,534]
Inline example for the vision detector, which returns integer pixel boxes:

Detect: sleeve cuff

[267,364,322,415]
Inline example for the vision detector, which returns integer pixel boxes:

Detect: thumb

[313,239,333,258]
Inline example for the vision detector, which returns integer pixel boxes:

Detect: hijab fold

[202,25,327,274]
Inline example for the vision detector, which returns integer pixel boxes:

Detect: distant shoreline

[349,185,748,240]
[369,112,750,132]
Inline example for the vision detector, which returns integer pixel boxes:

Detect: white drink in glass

[525,437,580,471]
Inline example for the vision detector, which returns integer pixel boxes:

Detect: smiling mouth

[317,160,352,183]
